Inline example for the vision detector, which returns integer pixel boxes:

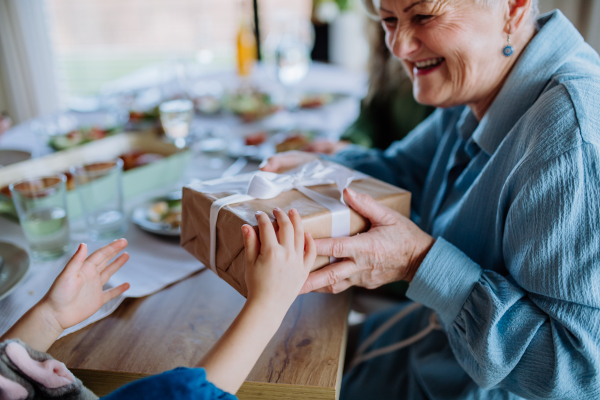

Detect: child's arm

[197,208,316,394]
[1,239,131,352]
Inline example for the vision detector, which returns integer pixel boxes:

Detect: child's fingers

[303,232,316,269]
[256,211,277,252]
[243,225,260,265]
[88,239,128,271]
[289,209,304,253]
[63,243,88,275]
[102,282,130,304]
[100,253,130,285]
[273,208,294,248]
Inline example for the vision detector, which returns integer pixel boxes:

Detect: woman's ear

[504,0,534,33]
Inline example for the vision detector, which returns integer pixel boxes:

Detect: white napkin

[0,219,204,338]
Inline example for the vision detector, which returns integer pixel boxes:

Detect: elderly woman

[261,0,600,399]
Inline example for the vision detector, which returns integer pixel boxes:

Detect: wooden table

[48,268,351,399]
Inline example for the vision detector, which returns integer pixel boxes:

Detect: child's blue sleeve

[101,367,237,400]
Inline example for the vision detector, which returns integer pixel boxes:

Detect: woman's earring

[502,34,515,57]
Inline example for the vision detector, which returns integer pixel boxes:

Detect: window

[44,0,312,106]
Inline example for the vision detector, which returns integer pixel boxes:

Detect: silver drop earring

[502,34,515,57]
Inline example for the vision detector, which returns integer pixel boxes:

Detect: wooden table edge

[73,369,341,399]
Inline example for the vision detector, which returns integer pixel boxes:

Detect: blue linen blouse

[333,10,600,399]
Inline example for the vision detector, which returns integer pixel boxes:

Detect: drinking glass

[194,125,228,170]
[9,174,70,260]
[71,159,126,241]
[159,99,194,149]
[275,35,311,109]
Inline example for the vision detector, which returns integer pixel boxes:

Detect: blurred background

[1,0,598,124]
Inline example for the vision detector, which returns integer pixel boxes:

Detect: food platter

[131,191,182,237]
[227,129,321,162]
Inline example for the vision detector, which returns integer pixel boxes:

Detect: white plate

[131,192,182,237]
[0,242,30,301]
[227,138,275,162]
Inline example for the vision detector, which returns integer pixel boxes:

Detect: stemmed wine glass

[275,34,311,109]
[264,16,313,110]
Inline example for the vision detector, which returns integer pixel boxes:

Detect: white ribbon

[187,160,367,273]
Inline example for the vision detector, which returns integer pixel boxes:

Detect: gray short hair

[361,0,539,22]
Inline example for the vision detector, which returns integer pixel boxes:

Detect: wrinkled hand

[259,151,319,173]
[302,140,350,155]
[300,188,435,294]
[243,208,316,312]
[40,239,131,331]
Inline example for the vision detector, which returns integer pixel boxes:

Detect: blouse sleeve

[331,108,447,215]
[406,144,600,398]
[101,368,237,400]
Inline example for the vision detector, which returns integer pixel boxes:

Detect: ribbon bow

[188,160,365,273]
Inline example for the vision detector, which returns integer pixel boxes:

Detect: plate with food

[273,131,316,153]
[30,110,129,151]
[298,93,349,109]
[227,129,321,162]
[227,130,277,161]
[224,87,281,122]
[131,191,182,236]
[48,126,124,151]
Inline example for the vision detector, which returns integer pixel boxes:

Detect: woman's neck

[469,24,537,121]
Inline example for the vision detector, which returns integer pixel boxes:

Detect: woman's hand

[1,240,130,352]
[302,140,350,155]
[243,208,316,315]
[40,239,131,331]
[300,188,435,294]
[259,151,319,173]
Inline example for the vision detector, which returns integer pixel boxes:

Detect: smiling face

[380,0,512,110]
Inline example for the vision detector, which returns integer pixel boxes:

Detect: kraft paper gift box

[181,161,411,297]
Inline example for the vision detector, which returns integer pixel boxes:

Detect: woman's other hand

[259,151,319,173]
[302,140,350,155]
[300,188,435,294]
[243,208,316,315]
[40,239,131,331]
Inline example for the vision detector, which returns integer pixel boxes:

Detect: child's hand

[1,239,131,352]
[243,208,316,314]
[39,239,131,332]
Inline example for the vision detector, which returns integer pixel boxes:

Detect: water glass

[9,174,70,260]
[71,159,126,241]
[159,99,194,149]
[194,125,228,170]
[275,35,311,109]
